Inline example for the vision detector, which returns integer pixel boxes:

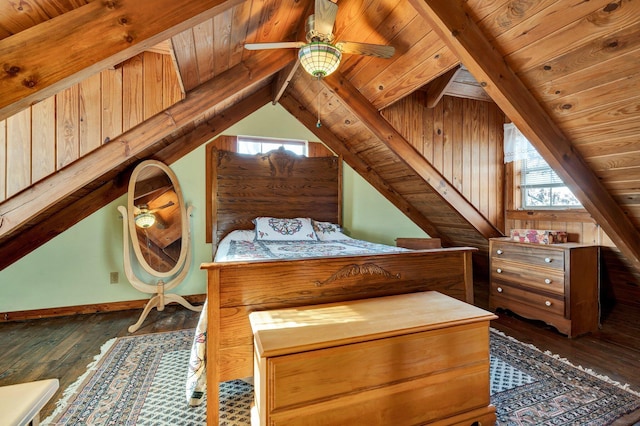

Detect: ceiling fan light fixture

[135,212,156,228]
[299,42,341,78]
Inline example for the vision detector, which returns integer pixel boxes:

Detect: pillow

[313,220,352,241]
[254,217,318,241]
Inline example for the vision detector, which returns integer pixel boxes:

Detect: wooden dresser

[489,237,599,337]
[249,291,497,426]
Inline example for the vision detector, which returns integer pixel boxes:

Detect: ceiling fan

[244,0,395,78]
[134,201,174,229]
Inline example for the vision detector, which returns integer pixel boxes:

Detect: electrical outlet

[110,272,119,284]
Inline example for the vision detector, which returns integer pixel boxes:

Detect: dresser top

[250,291,497,358]
[490,237,596,249]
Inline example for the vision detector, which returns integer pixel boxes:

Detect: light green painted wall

[0,104,427,312]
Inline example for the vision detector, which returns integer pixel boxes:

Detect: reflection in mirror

[118,160,202,333]
[132,165,182,274]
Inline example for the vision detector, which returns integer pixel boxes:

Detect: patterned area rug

[43,328,640,425]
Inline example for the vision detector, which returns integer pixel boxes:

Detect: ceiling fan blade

[336,41,395,58]
[314,0,338,36]
[244,41,305,50]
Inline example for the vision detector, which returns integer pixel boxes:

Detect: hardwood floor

[0,290,639,423]
[0,305,201,421]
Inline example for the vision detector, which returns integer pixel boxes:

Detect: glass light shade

[299,42,341,78]
[135,212,156,228]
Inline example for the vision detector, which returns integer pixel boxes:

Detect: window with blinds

[521,148,581,208]
[237,135,307,156]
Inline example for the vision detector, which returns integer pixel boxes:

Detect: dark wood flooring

[1,290,639,423]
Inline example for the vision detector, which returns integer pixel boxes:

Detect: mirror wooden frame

[118,160,201,333]
[127,160,189,278]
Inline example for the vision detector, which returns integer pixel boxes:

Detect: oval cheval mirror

[118,160,202,333]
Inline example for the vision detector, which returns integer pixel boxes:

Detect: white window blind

[237,135,307,156]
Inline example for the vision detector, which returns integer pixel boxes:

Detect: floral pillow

[254,217,318,241]
[313,220,351,241]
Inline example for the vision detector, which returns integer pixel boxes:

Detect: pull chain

[316,76,322,128]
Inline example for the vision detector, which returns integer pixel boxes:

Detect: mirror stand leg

[128,295,162,333]
[164,293,204,312]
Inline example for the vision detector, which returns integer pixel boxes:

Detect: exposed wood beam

[409,0,640,270]
[0,0,244,121]
[0,49,295,245]
[323,71,503,240]
[272,60,300,105]
[426,65,460,108]
[0,85,273,271]
[278,91,452,246]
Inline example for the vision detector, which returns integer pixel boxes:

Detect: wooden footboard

[201,247,476,425]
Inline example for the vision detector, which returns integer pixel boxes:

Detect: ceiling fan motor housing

[306,15,333,43]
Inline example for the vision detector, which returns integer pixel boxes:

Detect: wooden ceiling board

[337,1,416,76]
[529,53,640,109]
[480,0,604,56]
[506,1,640,73]
[347,18,443,96]
[344,11,421,86]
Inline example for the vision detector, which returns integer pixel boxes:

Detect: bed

[195,146,477,424]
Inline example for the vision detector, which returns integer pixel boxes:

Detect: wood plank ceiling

[1,0,640,277]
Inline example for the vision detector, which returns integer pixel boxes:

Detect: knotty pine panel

[56,85,80,169]
[79,74,102,156]
[31,97,56,183]
[123,55,144,132]
[0,52,184,203]
[143,52,164,119]
[163,54,185,109]
[6,109,30,198]
[381,94,505,229]
[101,67,123,143]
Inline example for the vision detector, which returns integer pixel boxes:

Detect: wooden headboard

[205,146,342,247]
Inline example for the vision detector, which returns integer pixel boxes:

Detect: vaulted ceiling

[1,0,640,275]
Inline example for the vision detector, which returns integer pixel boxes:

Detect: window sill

[506,209,594,223]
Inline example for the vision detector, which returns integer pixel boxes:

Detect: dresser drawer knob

[545,300,552,307]
[496,249,503,255]
[496,268,502,274]
[544,257,552,263]
[497,287,503,293]
[544,278,552,284]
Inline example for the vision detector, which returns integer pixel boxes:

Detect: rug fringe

[42,337,117,425]
[490,327,640,398]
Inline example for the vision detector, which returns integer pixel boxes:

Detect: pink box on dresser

[510,229,568,244]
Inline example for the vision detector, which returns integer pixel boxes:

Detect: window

[237,135,307,156]
[504,123,581,209]
[521,149,581,208]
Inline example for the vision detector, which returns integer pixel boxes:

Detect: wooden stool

[0,378,59,426]
[249,291,497,426]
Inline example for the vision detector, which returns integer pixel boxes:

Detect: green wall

[0,104,427,312]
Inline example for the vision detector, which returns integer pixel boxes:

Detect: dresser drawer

[491,282,565,317]
[491,241,564,270]
[491,258,565,295]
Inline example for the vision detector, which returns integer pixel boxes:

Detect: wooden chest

[249,291,497,426]
[489,237,599,337]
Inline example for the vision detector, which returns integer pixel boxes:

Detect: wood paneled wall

[0,52,183,201]
[382,93,505,231]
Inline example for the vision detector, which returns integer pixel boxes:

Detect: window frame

[511,141,582,211]
[237,135,308,156]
